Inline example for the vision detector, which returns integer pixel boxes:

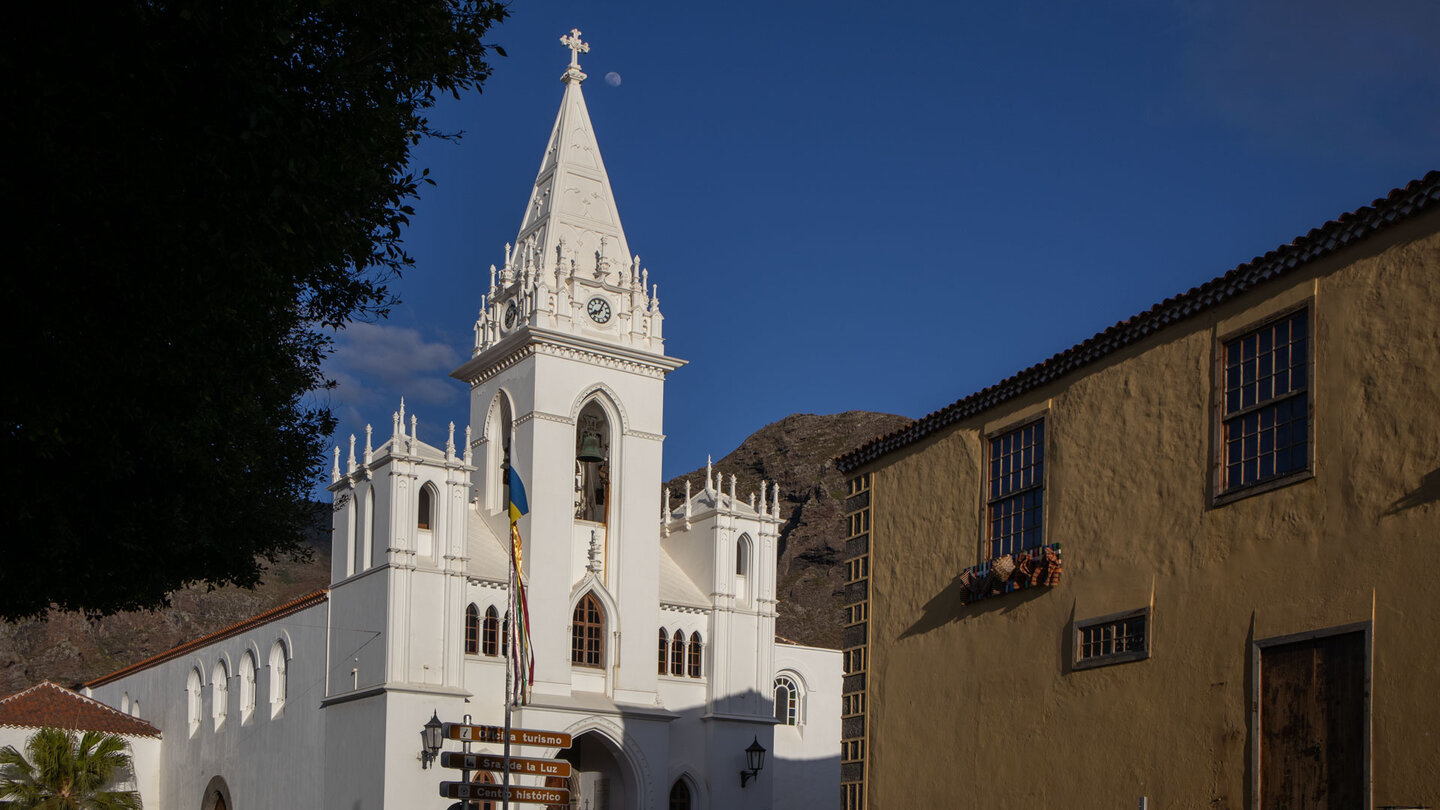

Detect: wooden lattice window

[571,594,604,667]
[988,419,1045,558]
[1221,308,1310,494]
[670,630,685,676]
[465,604,480,655]
[688,632,702,678]
[658,628,668,674]
[482,606,499,657]
[418,485,434,530]
[669,780,692,810]
[1074,607,1150,669]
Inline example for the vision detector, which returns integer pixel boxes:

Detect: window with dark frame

[482,606,499,657]
[1222,308,1309,493]
[688,631,702,678]
[1074,608,1150,669]
[774,675,798,725]
[464,604,480,655]
[670,630,685,676]
[988,419,1045,558]
[418,485,433,530]
[571,594,604,667]
[658,628,668,674]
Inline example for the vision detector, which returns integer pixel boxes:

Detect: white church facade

[79,31,840,810]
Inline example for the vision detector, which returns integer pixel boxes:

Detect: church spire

[513,29,630,283]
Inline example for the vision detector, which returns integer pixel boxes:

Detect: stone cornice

[451,326,685,387]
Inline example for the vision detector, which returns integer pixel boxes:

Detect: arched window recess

[574,401,612,525]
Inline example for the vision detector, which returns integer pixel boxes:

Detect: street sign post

[440,752,571,778]
[442,723,572,748]
[439,782,569,805]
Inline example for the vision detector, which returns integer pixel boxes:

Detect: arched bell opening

[574,401,612,525]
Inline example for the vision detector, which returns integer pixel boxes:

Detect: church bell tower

[451,30,685,705]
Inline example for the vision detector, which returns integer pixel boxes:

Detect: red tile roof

[85,589,328,688]
[0,681,161,738]
[838,170,1440,472]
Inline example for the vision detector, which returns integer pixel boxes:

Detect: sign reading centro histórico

[439,782,568,804]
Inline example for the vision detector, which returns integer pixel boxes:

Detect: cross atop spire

[560,28,589,71]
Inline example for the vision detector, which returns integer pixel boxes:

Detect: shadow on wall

[1382,466,1440,517]
[898,576,1049,640]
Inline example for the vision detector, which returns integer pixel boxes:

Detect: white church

[70,30,840,810]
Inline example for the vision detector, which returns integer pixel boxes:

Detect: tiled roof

[838,171,1440,472]
[0,681,161,738]
[85,589,328,688]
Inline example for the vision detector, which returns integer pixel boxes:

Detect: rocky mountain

[664,410,909,649]
[0,410,907,693]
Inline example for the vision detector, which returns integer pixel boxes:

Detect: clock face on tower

[586,296,612,324]
[504,301,518,330]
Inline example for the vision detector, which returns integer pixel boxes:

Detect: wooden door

[1260,630,1366,809]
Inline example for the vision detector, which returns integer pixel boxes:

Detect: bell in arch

[577,430,607,463]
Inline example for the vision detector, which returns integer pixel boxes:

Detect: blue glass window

[988,420,1045,557]
[1223,309,1309,491]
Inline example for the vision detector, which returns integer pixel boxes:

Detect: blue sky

[318,0,1438,487]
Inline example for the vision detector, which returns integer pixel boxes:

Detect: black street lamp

[420,711,444,769]
[739,736,767,787]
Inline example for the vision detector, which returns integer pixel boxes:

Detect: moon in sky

[604,72,622,87]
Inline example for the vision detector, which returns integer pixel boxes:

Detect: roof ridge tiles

[85,588,329,688]
[838,170,1439,472]
[0,681,162,738]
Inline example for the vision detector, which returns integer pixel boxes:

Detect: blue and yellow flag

[505,464,534,704]
[507,466,529,525]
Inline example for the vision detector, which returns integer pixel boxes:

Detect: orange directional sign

[439,782,568,804]
[440,752,571,778]
[442,723,571,748]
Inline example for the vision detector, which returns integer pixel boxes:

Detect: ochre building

[835,171,1439,810]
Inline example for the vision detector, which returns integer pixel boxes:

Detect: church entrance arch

[553,729,638,810]
[200,775,232,810]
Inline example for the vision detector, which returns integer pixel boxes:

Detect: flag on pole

[506,465,535,705]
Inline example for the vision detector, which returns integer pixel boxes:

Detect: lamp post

[739,736,766,787]
[420,711,443,769]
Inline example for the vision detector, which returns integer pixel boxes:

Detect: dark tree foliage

[0,1,508,619]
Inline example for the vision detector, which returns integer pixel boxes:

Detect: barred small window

[1075,608,1150,669]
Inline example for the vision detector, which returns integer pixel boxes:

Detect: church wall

[773,643,843,810]
[858,214,1440,808]
[87,602,330,810]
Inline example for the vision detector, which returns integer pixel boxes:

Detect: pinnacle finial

[561,28,590,69]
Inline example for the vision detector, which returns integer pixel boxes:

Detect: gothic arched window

[774,674,800,726]
[186,668,202,736]
[418,485,434,531]
[483,606,500,657]
[502,610,511,657]
[736,536,749,576]
[239,651,257,722]
[571,593,604,668]
[669,779,692,810]
[670,630,685,676]
[574,401,611,524]
[688,632,703,678]
[269,640,288,718]
[465,604,481,655]
[658,628,668,674]
[211,660,228,730]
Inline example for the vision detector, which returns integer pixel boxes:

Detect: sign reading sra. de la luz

[439,782,568,804]
[442,723,571,748]
[439,752,571,777]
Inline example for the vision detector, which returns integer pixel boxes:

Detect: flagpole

[502,555,514,810]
